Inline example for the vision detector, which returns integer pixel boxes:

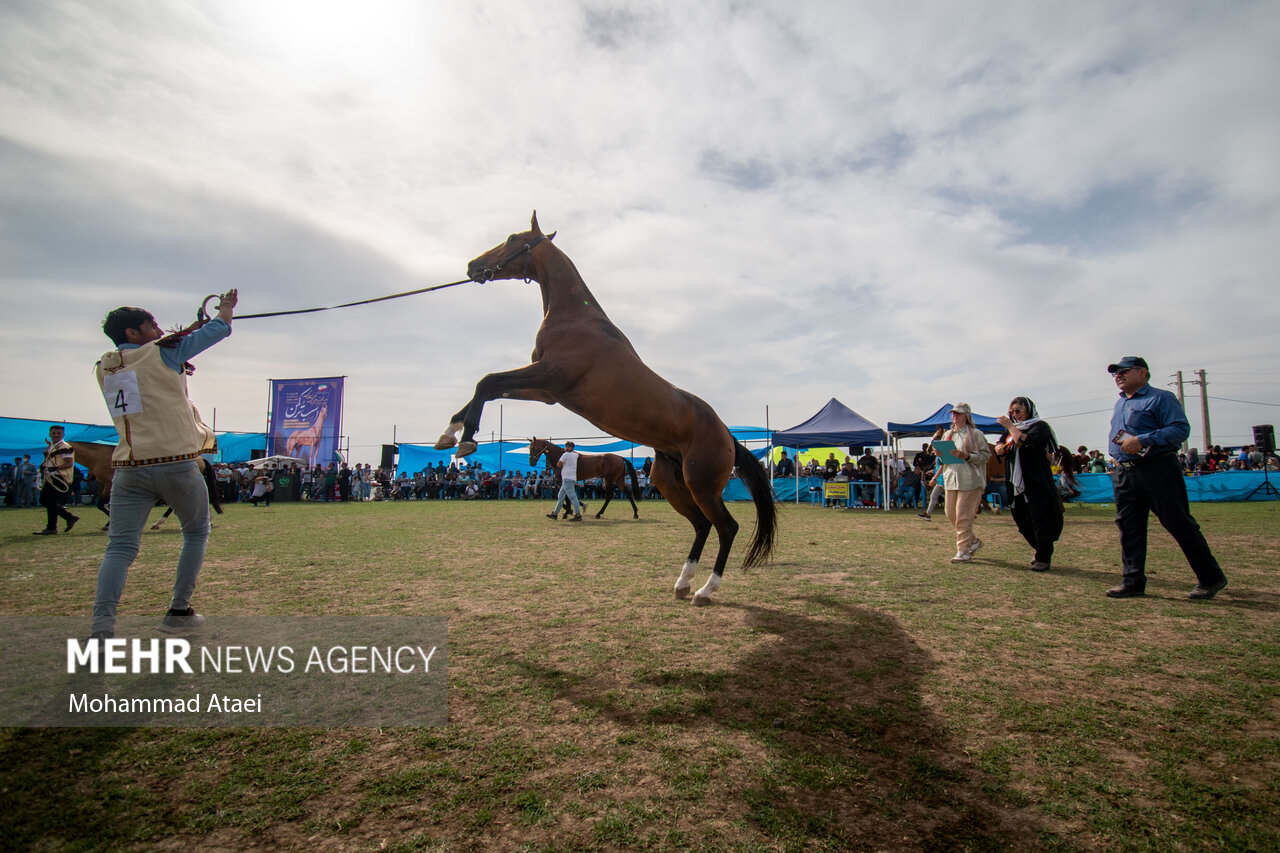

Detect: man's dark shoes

[32,528,56,536]
[1106,583,1145,598]
[65,515,79,533]
[569,515,583,522]
[1188,578,1228,600]
[159,608,205,632]
[546,513,559,520]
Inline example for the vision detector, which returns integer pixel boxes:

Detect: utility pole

[1171,371,1187,453]
[1188,369,1211,450]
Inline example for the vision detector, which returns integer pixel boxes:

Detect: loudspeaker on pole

[380,444,397,469]
[1252,425,1275,455]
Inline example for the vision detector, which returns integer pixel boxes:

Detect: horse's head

[528,437,543,465]
[468,210,556,283]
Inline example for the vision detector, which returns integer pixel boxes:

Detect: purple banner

[268,378,344,466]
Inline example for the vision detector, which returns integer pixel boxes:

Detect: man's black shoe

[546,513,559,520]
[65,515,79,533]
[32,528,56,536]
[1106,584,1145,598]
[1188,578,1228,600]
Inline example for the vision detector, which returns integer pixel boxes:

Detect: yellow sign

[823,481,849,500]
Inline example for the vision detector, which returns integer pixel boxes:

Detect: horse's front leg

[435,364,559,457]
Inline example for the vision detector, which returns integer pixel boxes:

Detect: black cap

[1108,356,1149,374]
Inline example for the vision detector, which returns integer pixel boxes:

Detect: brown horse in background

[529,437,641,519]
[71,441,223,530]
[436,212,776,605]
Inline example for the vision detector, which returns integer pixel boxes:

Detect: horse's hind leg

[680,436,740,606]
[594,480,614,519]
[651,454,712,600]
[690,496,739,606]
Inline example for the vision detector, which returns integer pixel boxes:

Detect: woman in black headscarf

[995,396,1064,571]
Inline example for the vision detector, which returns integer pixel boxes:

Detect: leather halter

[473,234,546,284]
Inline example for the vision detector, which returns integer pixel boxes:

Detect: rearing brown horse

[436,212,776,605]
[528,437,640,520]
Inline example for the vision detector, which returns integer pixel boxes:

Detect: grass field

[2,495,1278,852]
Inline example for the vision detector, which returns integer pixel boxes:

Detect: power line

[1044,407,1114,419]
[1208,395,1280,408]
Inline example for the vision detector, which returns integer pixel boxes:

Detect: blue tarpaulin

[0,416,265,464]
[723,470,1278,502]
[395,426,771,476]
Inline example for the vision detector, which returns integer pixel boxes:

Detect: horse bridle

[472,234,547,284]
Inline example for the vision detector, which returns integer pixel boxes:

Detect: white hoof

[434,422,463,450]
[675,560,698,600]
[455,441,477,458]
[693,573,721,606]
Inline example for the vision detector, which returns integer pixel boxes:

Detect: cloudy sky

[3,0,1278,461]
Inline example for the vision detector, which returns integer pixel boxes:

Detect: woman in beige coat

[938,403,991,562]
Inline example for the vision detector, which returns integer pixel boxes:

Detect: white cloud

[2,0,1278,458]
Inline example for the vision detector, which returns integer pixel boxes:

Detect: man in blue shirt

[1105,356,1227,600]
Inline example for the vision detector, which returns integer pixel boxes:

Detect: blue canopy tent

[770,399,889,507]
[773,398,887,449]
[887,404,1005,437]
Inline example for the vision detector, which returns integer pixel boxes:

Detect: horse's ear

[530,210,541,235]
[546,230,556,241]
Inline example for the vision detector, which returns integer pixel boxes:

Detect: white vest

[96,344,216,466]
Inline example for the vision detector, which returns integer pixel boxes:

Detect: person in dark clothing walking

[995,397,1063,571]
[33,425,80,535]
[1103,356,1227,600]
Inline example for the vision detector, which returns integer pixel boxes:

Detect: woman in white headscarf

[996,396,1064,571]
[937,403,990,562]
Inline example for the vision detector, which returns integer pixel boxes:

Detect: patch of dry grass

[2,497,1278,851]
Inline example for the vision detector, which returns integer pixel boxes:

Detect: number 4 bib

[102,370,143,417]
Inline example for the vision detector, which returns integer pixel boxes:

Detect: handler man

[89,290,237,639]
[547,440,584,521]
[33,425,79,535]
[1105,356,1228,600]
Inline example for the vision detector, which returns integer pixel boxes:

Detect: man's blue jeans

[554,479,581,516]
[92,460,211,634]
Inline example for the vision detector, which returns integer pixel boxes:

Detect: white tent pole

[883,425,892,512]
[795,445,800,504]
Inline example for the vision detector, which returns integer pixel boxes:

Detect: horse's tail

[734,441,776,568]
[623,458,641,501]
[201,461,225,515]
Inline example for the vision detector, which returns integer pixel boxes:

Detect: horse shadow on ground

[507,593,1051,850]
